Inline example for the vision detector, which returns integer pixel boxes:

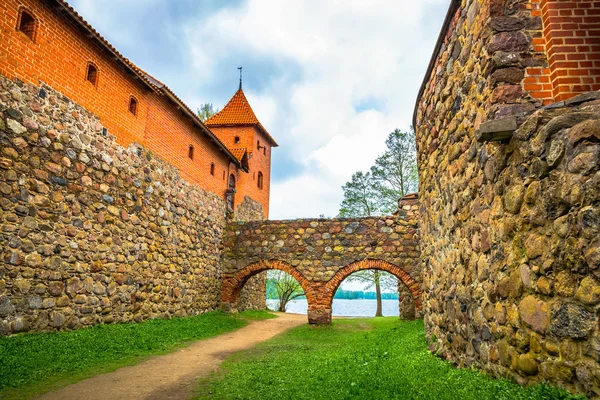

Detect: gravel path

[36,313,306,400]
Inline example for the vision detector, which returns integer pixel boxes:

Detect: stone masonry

[0,76,265,335]
[221,196,421,324]
[415,0,600,396]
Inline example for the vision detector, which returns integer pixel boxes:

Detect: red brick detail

[325,259,423,311]
[0,0,265,212]
[221,260,315,305]
[541,0,600,101]
[209,125,272,216]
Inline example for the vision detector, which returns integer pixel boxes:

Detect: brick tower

[206,86,278,217]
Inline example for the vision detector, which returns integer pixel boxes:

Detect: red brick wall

[0,0,266,210]
[0,0,149,146]
[541,0,600,101]
[249,129,272,217]
[210,125,272,216]
[144,95,231,196]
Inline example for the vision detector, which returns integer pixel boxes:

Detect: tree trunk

[374,271,382,317]
[278,299,287,312]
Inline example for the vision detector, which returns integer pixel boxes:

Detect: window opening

[86,63,98,86]
[257,172,263,190]
[129,97,138,115]
[17,10,36,41]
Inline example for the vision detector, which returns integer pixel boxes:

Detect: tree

[197,103,219,122]
[345,270,397,316]
[266,270,304,312]
[370,128,419,213]
[338,127,417,315]
[338,171,385,217]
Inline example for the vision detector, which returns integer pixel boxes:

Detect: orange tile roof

[229,148,247,161]
[228,148,249,172]
[206,90,278,147]
[53,1,244,169]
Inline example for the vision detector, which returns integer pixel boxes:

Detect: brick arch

[221,259,315,306]
[324,259,422,311]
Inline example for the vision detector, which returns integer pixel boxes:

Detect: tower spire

[238,66,242,90]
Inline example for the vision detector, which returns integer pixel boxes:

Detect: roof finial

[238,66,242,90]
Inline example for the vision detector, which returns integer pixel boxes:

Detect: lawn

[0,310,274,399]
[197,318,582,400]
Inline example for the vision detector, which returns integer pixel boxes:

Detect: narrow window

[257,140,260,149]
[257,172,263,190]
[210,163,215,176]
[263,146,266,156]
[234,136,240,144]
[17,9,36,41]
[129,97,138,115]
[86,63,98,86]
[256,171,262,190]
[188,145,194,160]
[222,171,225,180]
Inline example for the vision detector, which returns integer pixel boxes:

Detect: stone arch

[221,260,315,311]
[324,259,422,318]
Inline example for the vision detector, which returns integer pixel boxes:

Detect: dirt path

[37,313,306,400]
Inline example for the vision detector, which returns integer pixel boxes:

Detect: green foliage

[0,311,273,399]
[339,128,418,217]
[338,171,384,217]
[197,103,219,122]
[345,270,397,291]
[266,271,304,312]
[198,318,580,400]
[370,128,418,212]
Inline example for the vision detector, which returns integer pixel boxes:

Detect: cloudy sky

[70,0,450,220]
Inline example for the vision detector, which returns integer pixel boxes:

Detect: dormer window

[234,136,240,144]
[17,9,36,41]
[86,63,98,86]
[188,145,194,160]
[129,96,138,115]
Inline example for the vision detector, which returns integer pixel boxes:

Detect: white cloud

[71,0,451,220]
[183,0,449,219]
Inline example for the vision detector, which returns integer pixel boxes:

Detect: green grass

[0,310,274,400]
[197,318,583,400]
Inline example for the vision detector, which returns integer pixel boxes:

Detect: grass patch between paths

[0,310,275,399]
[197,318,583,400]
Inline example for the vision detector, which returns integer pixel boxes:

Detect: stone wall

[234,195,267,311]
[0,75,265,335]
[414,0,600,393]
[221,196,421,324]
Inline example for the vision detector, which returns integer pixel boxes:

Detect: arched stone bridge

[221,196,421,324]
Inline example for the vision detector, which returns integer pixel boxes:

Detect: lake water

[266,299,399,317]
